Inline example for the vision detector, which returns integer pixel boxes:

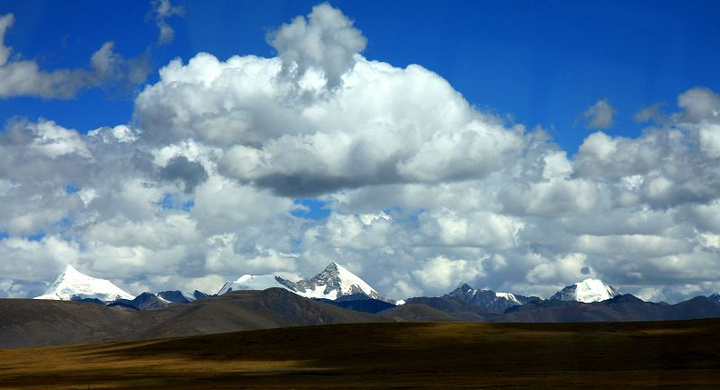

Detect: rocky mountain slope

[443,283,537,311]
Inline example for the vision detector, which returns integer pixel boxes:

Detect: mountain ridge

[443,283,538,311]
[218,262,390,302]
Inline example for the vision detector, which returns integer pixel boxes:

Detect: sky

[1,1,720,302]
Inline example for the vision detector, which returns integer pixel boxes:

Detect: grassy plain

[0,319,718,389]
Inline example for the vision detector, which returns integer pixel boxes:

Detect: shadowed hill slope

[5,289,720,349]
[500,294,720,322]
[137,287,383,340]
[0,288,381,348]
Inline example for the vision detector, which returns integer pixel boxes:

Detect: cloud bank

[1,4,720,303]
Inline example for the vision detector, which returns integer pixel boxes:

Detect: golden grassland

[0,319,719,389]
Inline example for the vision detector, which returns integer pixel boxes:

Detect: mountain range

[3,262,717,349]
[216,262,388,302]
[32,263,720,313]
[36,262,391,309]
[443,283,539,311]
[35,263,635,307]
[5,285,720,350]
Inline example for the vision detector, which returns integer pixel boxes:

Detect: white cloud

[137,51,529,197]
[575,131,665,179]
[678,87,720,123]
[526,253,594,285]
[576,234,688,258]
[5,4,720,304]
[418,209,523,250]
[698,123,720,158]
[500,178,600,217]
[0,236,80,284]
[269,2,367,91]
[634,103,666,123]
[579,99,617,129]
[0,13,13,65]
[152,0,184,46]
[0,13,149,99]
[411,256,486,295]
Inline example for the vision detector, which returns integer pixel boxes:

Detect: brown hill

[0,288,381,348]
[0,298,144,348]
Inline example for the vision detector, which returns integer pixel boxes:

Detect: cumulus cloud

[269,2,367,91]
[160,156,209,193]
[0,13,149,99]
[579,99,617,129]
[575,131,667,179]
[418,209,523,250]
[678,87,720,123]
[411,256,486,295]
[5,4,720,304]
[526,253,593,285]
[136,51,527,196]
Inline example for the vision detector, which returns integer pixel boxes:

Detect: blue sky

[2,1,719,151]
[1,1,720,302]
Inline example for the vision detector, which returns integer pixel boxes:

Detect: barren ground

[0,319,719,389]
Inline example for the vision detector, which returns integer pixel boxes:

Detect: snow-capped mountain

[217,262,386,302]
[216,275,290,295]
[277,262,385,301]
[551,278,620,303]
[709,292,720,303]
[443,283,533,311]
[34,265,134,302]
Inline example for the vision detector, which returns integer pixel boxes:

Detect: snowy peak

[216,263,384,302]
[217,274,289,295]
[34,265,134,302]
[277,262,385,301]
[450,283,475,296]
[709,292,720,303]
[551,278,620,303]
[495,292,522,306]
[444,283,525,310]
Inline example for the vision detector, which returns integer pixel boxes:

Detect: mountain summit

[709,292,720,303]
[216,262,386,302]
[216,275,289,295]
[34,265,134,302]
[277,262,385,301]
[551,278,620,303]
[443,283,534,310]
